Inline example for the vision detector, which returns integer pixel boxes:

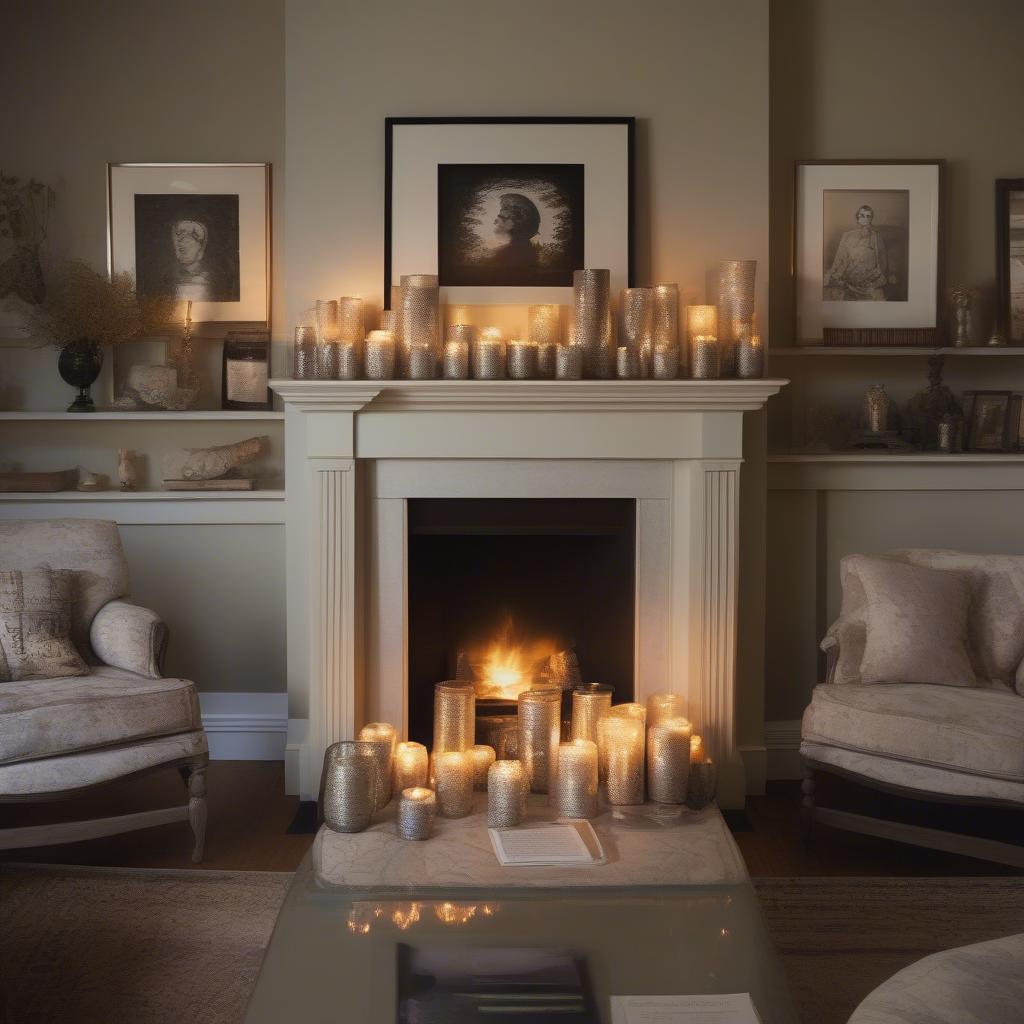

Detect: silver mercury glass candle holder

[646,692,687,729]
[571,684,614,743]
[337,342,360,380]
[616,346,641,379]
[293,325,318,380]
[537,342,557,379]
[646,717,692,804]
[518,687,561,795]
[473,329,505,379]
[573,269,613,378]
[555,344,583,380]
[408,343,436,379]
[736,319,764,379]
[487,760,527,828]
[432,680,475,755]
[598,714,645,805]
[321,741,380,833]
[555,739,599,819]
[444,325,474,379]
[400,276,440,376]
[718,260,756,378]
[506,340,538,380]
[652,346,679,380]
[393,741,429,794]
[397,787,436,840]
[620,287,654,377]
[365,330,396,379]
[476,715,518,760]
[528,304,561,347]
[686,760,718,810]
[435,750,474,818]
[358,722,397,809]
[652,284,680,351]
[470,744,496,790]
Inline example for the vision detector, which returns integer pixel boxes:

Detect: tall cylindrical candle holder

[647,717,693,804]
[321,741,379,833]
[518,687,561,795]
[737,318,764,379]
[686,759,718,810]
[573,269,613,378]
[556,739,599,819]
[408,343,436,379]
[380,308,397,335]
[337,342,360,380]
[293,325,319,380]
[652,284,679,352]
[652,346,679,380]
[470,744,496,790]
[433,680,475,754]
[337,296,365,347]
[400,275,440,376]
[397,786,436,840]
[571,684,614,744]
[529,304,561,347]
[358,722,397,809]
[555,344,583,380]
[620,287,654,377]
[488,760,527,828]
[506,339,538,379]
[598,714,645,804]
[646,693,687,730]
[718,260,756,378]
[365,330,397,380]
[473,328,505,379]
[435,750,474,818]
[687,305,720,380]
[393,741,429,794]
[616,346,641,379]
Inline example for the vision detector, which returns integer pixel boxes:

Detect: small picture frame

[964,390,1015,452]
[995,179,1024,345]
[222,330,270,410]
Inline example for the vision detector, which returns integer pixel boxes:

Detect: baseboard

[764,719,803,780]
[197,692,288,761]
[285,718,310,796]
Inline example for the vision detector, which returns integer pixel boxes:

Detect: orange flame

[470,619,560,700]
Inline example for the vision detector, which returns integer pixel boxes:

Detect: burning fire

[471,620,560,700]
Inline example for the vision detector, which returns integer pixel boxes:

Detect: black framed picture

[964,390,1014,452]
[385,117,634,304]
[996,178,1024,344]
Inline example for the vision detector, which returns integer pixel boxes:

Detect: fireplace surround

[272,379,784,807]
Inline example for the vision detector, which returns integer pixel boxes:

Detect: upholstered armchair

[800,549,1024,868]
[0,519,208,861]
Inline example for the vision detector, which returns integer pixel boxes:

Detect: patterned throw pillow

[0,566,89,681]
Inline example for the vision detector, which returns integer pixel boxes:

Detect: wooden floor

[1,761,1019,876]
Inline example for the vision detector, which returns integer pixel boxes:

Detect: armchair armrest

[820,635,839,685]
[89,599,169,678]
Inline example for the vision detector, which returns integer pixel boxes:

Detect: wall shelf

[769,346,1024,356]
[0,410,284,421]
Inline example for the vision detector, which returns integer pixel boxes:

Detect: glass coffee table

[245,851,796,1022]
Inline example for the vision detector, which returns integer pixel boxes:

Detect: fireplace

[406,498,635,748]
[272,378,785,807]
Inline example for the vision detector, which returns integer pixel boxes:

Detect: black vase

[57,340,103,412]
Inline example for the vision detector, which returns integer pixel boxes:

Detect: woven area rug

[3,867,1023,1024]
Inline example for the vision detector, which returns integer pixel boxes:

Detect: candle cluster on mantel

[292,260,764,384]
[320,685,718,841]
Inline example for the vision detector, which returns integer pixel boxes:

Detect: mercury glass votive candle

[555,344,583,380]
[322,741,379,833]
[528,304,561,347]
[537,342,557,379]
[293,325,318,379]
[488,759,527,828]
[337,296,365,346]
[556,739,599,819]
[506,339,538,379]
[435,750,474,818]
[397,786,436,840]
[337,341,360,380]
[573,268,613,378]
[737,318,764,379]
[598,714,645,805]
[646,693,687,729]
[571,683,614,743]
[470,744,496,790]
[686,759,718,810]
[687,305,720,380]
[433,680,475,754]
[518,687,561,795]
[647,717,693,804]
[393,741,429,793]
[408,343,436,379]
[365,330,396,379]
[620,287,654,376]
[444,325,474,379]
[358,722,397,809]
[652,284,680,351]
[652,346,679,380]
[473,328,505,379]
[616,346,641,379]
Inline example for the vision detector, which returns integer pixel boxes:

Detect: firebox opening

[406,498,636,748]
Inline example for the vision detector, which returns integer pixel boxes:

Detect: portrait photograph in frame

[794,161,943,344]
[108,162,271,325]
[964,390,1014,452]
[996,178,1024,344]
[385,117,634,304]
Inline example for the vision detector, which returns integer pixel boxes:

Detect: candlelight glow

[468,619,561,700]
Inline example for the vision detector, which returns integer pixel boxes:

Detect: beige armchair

[0,519,208,862]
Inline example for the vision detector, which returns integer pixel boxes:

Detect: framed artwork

[964,390,1014,452]
[996,179,1024,344]
[107,162,271,325]
[385,117,634,304]
[221,330,271,410]
[794,161,943,344]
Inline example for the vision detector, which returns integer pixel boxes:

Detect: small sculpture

[905,355,962,449]
[77,469,102,492]
[118,448,139,491]
[863,384,890,433]
[113,364,198,411]
[162,435,268,485]
[949,286,976,347]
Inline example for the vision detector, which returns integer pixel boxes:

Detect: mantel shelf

[768,452,1024,463]
[768,346,1024,356]
[0,410,284,421]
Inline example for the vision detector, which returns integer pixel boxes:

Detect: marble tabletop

[313,795,749,890]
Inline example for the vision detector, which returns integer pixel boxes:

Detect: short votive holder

[365,330,396,380]
[358,722,397,809]
[687,305,720,380]
[435,750,474,818]
[652,346,679,380]
[737,323,764,379]
[293,325,318,379]
[444,326,474,379]
[397,787,436,841]
[647,717,693,804]
[393,741,429,794]
[518,687,562,796]
[470,744,496,790]
[321,741,379,833]
[474,328,505,379]
[571,683,614,744]
[506,340,538,380]
[537,342,557,379]
[616,346,641,379]
[686,759,718,810]
[488,760,527,828]
[408,343,436,379]
[555,344,583,380]
[556,739,598,819]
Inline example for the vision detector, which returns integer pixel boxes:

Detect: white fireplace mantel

[272,378,785,806]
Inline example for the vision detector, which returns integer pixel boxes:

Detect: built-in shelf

[0,410,284,421]
[769,346,1024,356]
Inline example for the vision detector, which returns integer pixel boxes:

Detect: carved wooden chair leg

[188,766,208,863]
[800,761,816,842]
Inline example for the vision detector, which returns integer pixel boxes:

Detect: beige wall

[765,0,1024,725]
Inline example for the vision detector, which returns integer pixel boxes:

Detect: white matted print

[386,119,633,305]
[108,163,270,324]
[796,162,941,342]
[996,180,1024,344]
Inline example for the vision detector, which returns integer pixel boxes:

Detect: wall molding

[198,692,288,761]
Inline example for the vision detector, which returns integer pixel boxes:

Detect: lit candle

[408,342,435,379]
[647,717,692,804]
[443,325,474,379]
[737,317,763,379]
[652,283,679,350]
[393,741,428,793]
[597,703,647,783]
[397,786,436,841]
[337,296,364,345]
[652,345,679,380]
[556,739,598,819]
[434,750,474,818]
[488,759,527,828]
[474,328,505,379]
[571,683,614,743]
[616,346,641,379]
[646,693,687,730]
[506,339,539,379]
[518,687,561,796]
[687,305,720,380]
[598,714,645,805]
[365,329,396,379]
[690,734,705,763]
[555,344,583,380]
[433,680,475,754]
[358,722,397,809]
[470,744,496,790]
[528,304,561,347]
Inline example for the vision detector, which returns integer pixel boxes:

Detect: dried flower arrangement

[30,260,176,346]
